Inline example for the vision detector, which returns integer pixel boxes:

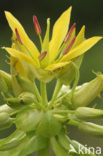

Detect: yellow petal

[10,57,27,78]
[41,18,50,68]
[5,11,39,61]
[72,25,85,48]
[49,7,72,63]
[3,47,38,68]
[60,37,102,62]
[45,62,70,71]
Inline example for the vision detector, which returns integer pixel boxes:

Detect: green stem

[33,82,42,103]
[39,35,43,51]
[40,81,48,108]
[48,80,62,109]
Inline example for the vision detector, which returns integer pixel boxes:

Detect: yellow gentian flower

[3,7,102,82]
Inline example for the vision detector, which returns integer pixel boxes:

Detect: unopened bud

[18,92,35,105]
[72,74,103,108]
[78,121,103,137]
[0,104,14,114]
[75,107,103,120]
[0,112,12,130]
[7,92,35,109]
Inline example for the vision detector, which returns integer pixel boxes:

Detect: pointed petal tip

[47,18,50,24]
[4,11,11,17]
[68,6,72,11]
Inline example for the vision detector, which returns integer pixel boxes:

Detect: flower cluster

[0,6,103,156]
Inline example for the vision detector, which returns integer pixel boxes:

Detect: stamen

[63,37,76,55]
[38,51,47,61]
[33,15,42,35]
[15,28,23,44]
[64,23,76,43]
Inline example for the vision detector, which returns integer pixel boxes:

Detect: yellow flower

[3,7,102,82]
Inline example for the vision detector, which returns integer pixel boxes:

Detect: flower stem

[48,80,62,109]
[33,82,42,103]
[40,81,48,108]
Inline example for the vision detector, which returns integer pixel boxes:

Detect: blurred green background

[0,0,103,155]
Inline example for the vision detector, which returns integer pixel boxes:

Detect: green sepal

[0,70,12,92]
[36,111,61,138]
[57,55,83,86]
[16,108,43,132]
[0,72,8,94]
[18,135,49,156]
[16,74,36,93]
[10,58,23,96]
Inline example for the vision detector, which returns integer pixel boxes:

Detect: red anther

[38,51,47,61]
[15,28,23,44]
[63,37,76,55]
[33,15,42,35]
[64,23,76,43]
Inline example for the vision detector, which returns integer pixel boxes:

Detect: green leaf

[16,108,43,132]
[0,130,26,151]
[36,111,61,137]
[18,135,49,156]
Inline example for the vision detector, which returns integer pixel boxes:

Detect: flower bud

[0,104,14,114]
[72,74,103,108]
[59,74,103,109]
[7,92,35,109]
[18,92,35,105]
[0,112,12,130]
[78,121,103,137]
[75,107,103,120]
